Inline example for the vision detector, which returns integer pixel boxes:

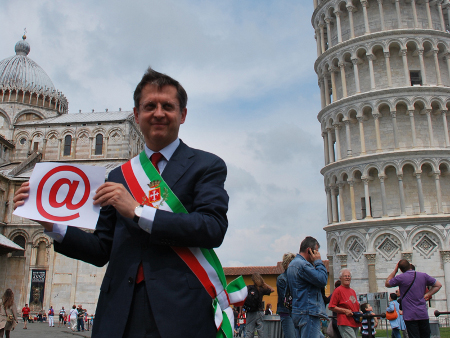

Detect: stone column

[377,0,386,31]
[437,1,446,31]
[89,137,93,159]
[104,136,109,157]
[379,174,388,217]
[325,18,332,48]
[323,132,329,165]
[339,62,348,98]
[411,0,419,28]
[445,55,450,83]
[398,174,407,215]
[334,124,342,160]
[425,0,433,29]
[326,187,333,224]
[324,73,331,105]
[395,0,402,28]
[72,137,78,159]
[329,66,337,102]
[328,255,336,292]
[440,251,450,311]
[433,50,442,85]
[319,78,326,109]
[347,5,356,39]
[415,172,426,213]
[335,10,343,43]
[373,112,382,152]
[408,110,417,148]
[315,30,322,56]
[352,58,361,93]
[344,120,352,157]
[348,179,357,220]
[331,186,339,223]
[442,110,450,147]
[391,111,400,149]
[319,23,326,53]
[338,182,346,222]
[401,49,411,86]
[418,49,428,85]
[42,139,47,160]
[357,116,366,155]
[337,254,348,269]
[365,253,378,292]
[361,0,371,34]
[327,127,335,163]
[424,109,434,147]
[384,52,393,87]
[57,138,62,160]
[362,177,373,218]
[447,3,450,32]
[367,54,376,90]
[434,172,443,214]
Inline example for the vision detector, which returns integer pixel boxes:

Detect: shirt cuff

[44,224,68,243]
[138,205,157,234]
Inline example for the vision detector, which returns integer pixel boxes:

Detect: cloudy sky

[0,0,327,267]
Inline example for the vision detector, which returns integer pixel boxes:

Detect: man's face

[133,84,187,151]
[340,270,352,287]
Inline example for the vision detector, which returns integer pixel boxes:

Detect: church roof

[0,35,55,91]
[15,110,133,126]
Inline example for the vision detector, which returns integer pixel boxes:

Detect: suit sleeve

[151,155,228,249]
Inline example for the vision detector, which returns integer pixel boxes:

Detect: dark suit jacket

[54,141,229,337]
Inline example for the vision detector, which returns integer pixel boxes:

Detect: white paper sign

[13,162,106,230]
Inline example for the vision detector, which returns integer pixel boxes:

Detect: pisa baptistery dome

[0,35,55,91]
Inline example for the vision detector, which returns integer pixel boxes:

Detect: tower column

[334,123,342,160]
[327,127,335,163]
[361,0,371,34]
[330,67,337,102]
[415,172,426,214]
[326,187,333,224]
[323,132,329,165]
[357,116,366,155]
[411,0,419,28]
[424,109,434,147]
[391,111,400,149]
[373,112,382,152]
[89,137,93,159]
[379,174,388,217]
[352,58,361,93]
[337,254,348,270]
[319,23,326,52]
[331,186,339,223]
[434,172,443,214]
[418,49,428,85]
[325,18,332,47]
[324,73,331,105]
[437,1,446,31]
[367,54,376,90]
[362,177,372,218]
[328,256,335,292]
[433,49,442,85]
[384,52,393,87]
[425,0,433,29]
[408,110,417,147]
[319,78,326,109]
[348,180,357,220]
[445,55,450,84]
[339,62,348,98]
[315,30,322,56]
[440,251,450,311]
[442,110,450,147]
[395,0,402,28]
[347,5,356,39]
[344,120,352,157]
[338,182,346,222]
[398,174,407,216]
[377,0,385,31]
[335,10,343,43]
[57,138,62,160]
[401,49,411,86]
[365,253,377,292]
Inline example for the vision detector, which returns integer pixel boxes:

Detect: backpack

[243,285,260,312]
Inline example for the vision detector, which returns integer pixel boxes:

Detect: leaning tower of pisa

[312,0,450,311]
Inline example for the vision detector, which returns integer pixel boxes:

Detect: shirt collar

[144,138,180,161]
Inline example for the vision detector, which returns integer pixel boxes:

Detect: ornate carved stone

[440,251,450,263]
[364,253,377,264]
[401,252,413,261]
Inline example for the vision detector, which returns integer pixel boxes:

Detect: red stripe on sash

[121,161,146,203]
[172,246,217,299]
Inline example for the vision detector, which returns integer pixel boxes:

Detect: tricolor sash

[121,151,247,338]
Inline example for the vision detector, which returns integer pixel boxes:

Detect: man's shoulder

[181,142,226,167]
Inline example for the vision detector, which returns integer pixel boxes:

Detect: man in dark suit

[13,68,229,337]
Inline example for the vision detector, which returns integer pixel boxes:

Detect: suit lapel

[161,140,195,188]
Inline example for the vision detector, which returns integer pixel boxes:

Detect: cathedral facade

[0,35,144,313]
[313,0,450,312]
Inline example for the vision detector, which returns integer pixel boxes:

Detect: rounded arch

[368,228,406,252]
[419,159,438,172]
[381,163,400,175]
[0,109,11,127]
[31,230,51,248]
[376,100,393,112]
[363,164,381,178]
[407,226,446,252]
[341,230,367,261]
[400,160,419,174]
[9,229,29,243]
[328,235,341,256]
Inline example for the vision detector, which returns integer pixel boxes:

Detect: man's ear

[180,108,187,124]
[133,107,139,124]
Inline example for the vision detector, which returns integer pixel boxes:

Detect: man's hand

[93,182,140,219]
[343,309,353,316]
[12,181,53,231]
[309,248,321,261]
[385,262,399,287]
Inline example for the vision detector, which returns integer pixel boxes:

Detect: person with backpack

[244,273,274,338]
[277,252,296,338]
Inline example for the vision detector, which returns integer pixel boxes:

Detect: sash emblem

[142,180,169,208]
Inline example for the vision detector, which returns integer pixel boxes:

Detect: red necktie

[136,152,164,284]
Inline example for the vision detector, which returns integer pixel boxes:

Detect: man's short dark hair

[133,67,188,111]
[390,293,398,300]
[299,236,320,253]
[360,303,370,312]
[398,259,411,273]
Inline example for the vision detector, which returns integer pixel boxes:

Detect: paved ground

[8,322,92,338]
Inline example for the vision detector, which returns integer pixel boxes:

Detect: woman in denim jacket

[277,253,297,338]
